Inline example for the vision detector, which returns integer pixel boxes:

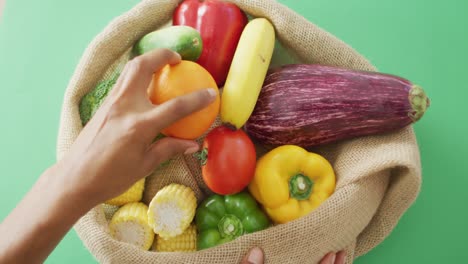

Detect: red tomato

[197,126,256,195]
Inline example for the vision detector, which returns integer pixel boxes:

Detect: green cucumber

[133,26,202,61]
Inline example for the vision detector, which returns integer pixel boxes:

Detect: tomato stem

[193,148,208,166]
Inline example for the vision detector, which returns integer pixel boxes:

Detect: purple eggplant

[244,64,430,147]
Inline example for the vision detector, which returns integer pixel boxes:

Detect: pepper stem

[218,215,244,239]
[409,85,430,122]
[289,174,313,200]
[193,148,208,166]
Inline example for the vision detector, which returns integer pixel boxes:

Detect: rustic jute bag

[56,0,422,263]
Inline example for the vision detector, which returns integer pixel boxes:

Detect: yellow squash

[248,145,336,224]
[220,18,276,129]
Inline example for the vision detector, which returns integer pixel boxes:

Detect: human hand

[319,251,346,264]
[240,247,346,264]
[51,49,217,208]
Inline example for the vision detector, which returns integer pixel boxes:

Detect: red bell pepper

[173,0,248,86]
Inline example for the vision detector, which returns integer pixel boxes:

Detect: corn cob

[106,179,145,206]
[147,184,197,239]
[153,224,197,252]
[109,202,154,250]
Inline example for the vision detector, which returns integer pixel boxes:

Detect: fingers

[240,247,264,264]
[320,251,346,264]
[144,137,199,171]
[335,251,346,264]
[320,252,336,264]
[116,48,181,96]
[145,88,217,133]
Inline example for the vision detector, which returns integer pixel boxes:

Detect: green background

[0,0,466,263]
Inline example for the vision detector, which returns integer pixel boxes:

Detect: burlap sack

[56,0,422,263]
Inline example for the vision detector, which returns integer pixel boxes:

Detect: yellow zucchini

[220,18,276,129]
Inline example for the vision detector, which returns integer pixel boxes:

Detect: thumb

[144,136,199,171]
[241,247,264,264]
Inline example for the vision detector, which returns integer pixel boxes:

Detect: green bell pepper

[195,192,271,250]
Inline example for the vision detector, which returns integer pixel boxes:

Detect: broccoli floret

[79,73,120,126]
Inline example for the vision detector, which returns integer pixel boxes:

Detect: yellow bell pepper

[248,145,336,224]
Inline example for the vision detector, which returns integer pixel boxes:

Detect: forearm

[0,49,216,264]
[0,167,96,264]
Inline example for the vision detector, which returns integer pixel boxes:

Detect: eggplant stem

[408,85,430,122]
